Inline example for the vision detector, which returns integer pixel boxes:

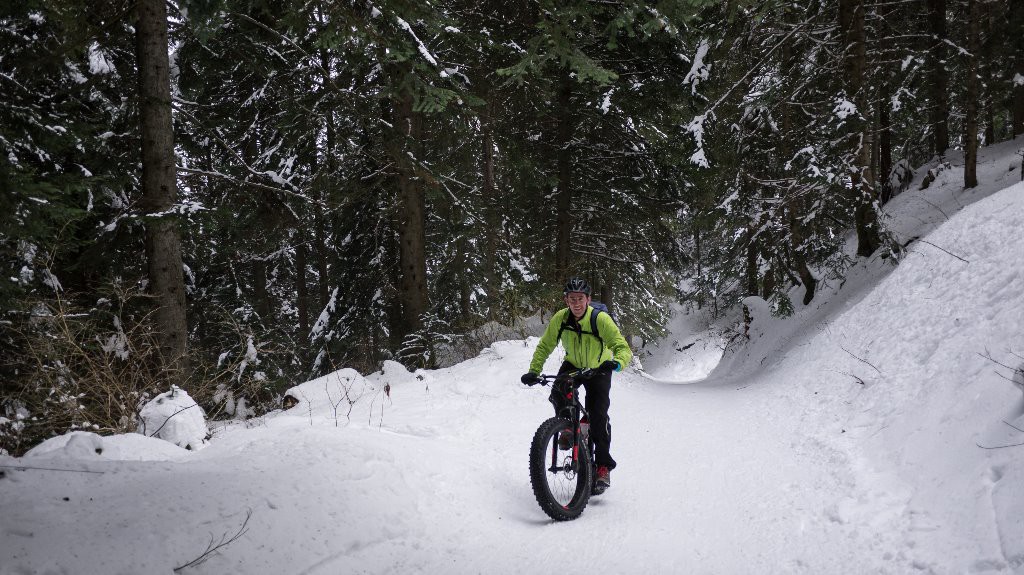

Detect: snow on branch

[683,22,806,169]
[683,39,710,95]
[685,114,710,168]
[833,98,858,121]
[176,167,319,206]
[395,17,438,66]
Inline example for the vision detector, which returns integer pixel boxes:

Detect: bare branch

[0,464,105,475]
[146,404,198,439]
[839,345,882,375]
[177,167,320,206]
[1003,420,1024,434]
[915,239,970,264]
[978,350,1018,371]
[976,441,1024,450]
[174,509,252,572]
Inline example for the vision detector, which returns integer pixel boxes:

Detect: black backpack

[557,301,616,350]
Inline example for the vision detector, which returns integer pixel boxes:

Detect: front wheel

[529,416,592,521]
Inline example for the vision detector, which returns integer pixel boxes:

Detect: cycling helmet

[563,277,591,295]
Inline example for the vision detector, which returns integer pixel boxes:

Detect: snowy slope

[2,140,1024,574]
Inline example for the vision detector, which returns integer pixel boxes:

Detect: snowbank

[25,430,190,461]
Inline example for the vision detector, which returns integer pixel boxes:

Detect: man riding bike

[521,277,632,492]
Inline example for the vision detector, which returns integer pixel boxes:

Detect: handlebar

[535,368,595,386]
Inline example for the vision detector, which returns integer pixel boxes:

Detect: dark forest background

[3,0,1023,453]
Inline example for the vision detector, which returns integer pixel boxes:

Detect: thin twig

[918,197,950,221]
[914,239,970,264]
[0,464,104,474]
[177,167,320,205]
[841,371,866,386]
[840,345,882,375]
[993,372,1021,383]
[173,509,252,572]
[978,350,1017,371]
[146,404,197,439]
[976,441,1024,450]
[1003,420,1024,433]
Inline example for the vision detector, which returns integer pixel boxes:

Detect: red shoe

[594,466,611,493]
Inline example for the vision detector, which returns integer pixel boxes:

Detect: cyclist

[521,277,632,492]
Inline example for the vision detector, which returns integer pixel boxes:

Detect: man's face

[564,292,591,319]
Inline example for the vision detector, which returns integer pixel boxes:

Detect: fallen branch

[915,239,970,264]
[840,345,882,376]
[0,464,105,475]
[146,404,198,439]
[978,350,1017,371]
[918,197,950,221]
[174,509,252,572]
[1003,420,1024,433]
[842,371,866,386]
[975,441,1024,450]
[977,350,1024,387]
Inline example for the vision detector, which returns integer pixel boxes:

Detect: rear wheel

[529,416,592,521]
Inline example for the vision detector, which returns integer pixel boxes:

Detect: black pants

[549,361,617,470]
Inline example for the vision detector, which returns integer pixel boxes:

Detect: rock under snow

[137,386,209,451]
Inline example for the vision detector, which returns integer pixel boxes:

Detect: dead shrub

[1,286,178,455]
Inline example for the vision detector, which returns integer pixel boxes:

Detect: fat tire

[529,416,592,521]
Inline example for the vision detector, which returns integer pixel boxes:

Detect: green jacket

[529,306,633,374]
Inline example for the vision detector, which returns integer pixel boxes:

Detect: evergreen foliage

[3,0,1021,453]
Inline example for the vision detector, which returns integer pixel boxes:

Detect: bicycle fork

[549,408,590,474]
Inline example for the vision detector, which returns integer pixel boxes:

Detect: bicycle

[528,368,601,521]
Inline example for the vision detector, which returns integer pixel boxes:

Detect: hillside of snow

[2,139,1024,574]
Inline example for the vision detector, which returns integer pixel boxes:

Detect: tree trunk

[481,94,500,318]
[745,228,758,297]
[135,0,187,382]
[879,103,894,204]
[694,225,703,309]
[780,14,816,305]
[1011,0,1024,136]
[760,251,776,300]
[553,77,574,281]
[252,259,271,318]
[839,0,881,257]
[316,48,335,312]
[455,236,472,320]
[964,0,980,188]
[296,234,310,338]
[981,0,994,146]
[788,207,817,304]
[313,214,329,311]
[391,82,428,338]
[928,0,949,155]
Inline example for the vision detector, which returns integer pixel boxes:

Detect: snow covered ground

[2,139,1024,574]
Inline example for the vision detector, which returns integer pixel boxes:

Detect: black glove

[521,372,541,386]
[598,360,620,374]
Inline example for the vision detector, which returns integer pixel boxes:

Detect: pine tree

[135,0,188,381]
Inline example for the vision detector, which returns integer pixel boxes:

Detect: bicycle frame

[537,369,595,472]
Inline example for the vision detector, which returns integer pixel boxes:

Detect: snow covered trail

[0,344,897,575]
[576,376,884,574]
